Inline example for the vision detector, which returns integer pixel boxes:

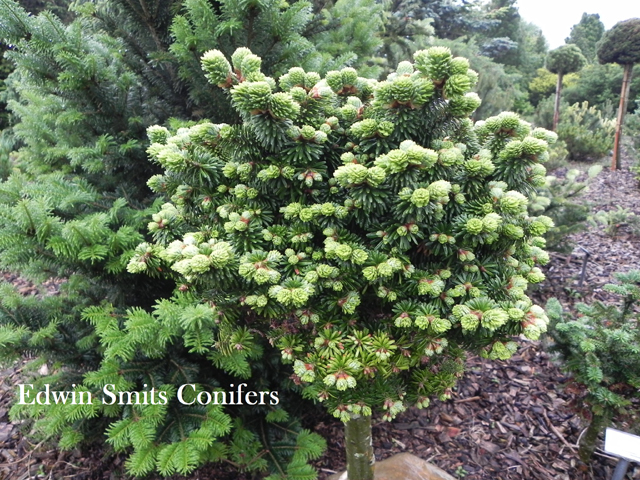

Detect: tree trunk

[345,414,375,480]
[611,63,634,170]
[578,412,609,462]
[552,73,563,131]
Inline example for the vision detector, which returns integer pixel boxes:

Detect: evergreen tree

[374,0,434,76]
[0,1,427,477]
[562,63,640,113]
[109,45,553,479]
[306,0,387,78]
[597,18,640,170]
[546,44,586,131]
[478,0,520,65]
[422,0,493,41]
[566,13,605,63]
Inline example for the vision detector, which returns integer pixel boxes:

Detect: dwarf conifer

[120,46,554,478]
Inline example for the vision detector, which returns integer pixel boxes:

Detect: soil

[1,145,640,480]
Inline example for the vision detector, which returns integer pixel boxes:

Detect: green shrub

[528,165,601,252]
[589,206,640,236]
[534,98,615,161]
[528,68,578,107]
[546,272,640,460]
[8,44,557,479]
[563,64,640,113]
[100,46,555,478]
[626,101,640,152]
[557,102,615,161]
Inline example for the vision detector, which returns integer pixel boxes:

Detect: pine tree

[546,44,586,131]
[116,45,556,479]
[597,18,640,170]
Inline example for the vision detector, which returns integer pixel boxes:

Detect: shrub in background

[589,206,640,237]
[562,63,640,114]
[626,100,640,153]
[534,98,615,161]
[546,272,640,461]
[528,165,601,252]
[557,102,615,161]
[528,68,578,107]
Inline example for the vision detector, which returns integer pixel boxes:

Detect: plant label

[605,428,640,462]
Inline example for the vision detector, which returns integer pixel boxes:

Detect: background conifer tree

[566,13,605,64]
[597,18,640,170]
[546,44,586,131]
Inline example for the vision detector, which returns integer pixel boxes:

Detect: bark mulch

[311,341,639,480]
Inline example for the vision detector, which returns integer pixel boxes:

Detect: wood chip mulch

[311,341,640,480]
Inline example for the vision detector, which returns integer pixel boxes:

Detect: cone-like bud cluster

[130,47,554,422]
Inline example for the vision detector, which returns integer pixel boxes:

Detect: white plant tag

[604,428,640,462]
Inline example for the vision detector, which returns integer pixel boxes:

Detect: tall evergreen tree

[566,13,605,63]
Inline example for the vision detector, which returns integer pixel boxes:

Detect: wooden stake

[553,73,563,131]
[612,63,633,170]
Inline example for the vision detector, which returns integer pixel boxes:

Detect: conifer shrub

[557,102,616,161]
[528,165,601,252]
[62,46,556,478]
[534,98,615,161]
[546,272,640,461]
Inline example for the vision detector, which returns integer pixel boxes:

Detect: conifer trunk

[611,63,633,170]
[345,414,375,480]
[552,73,563,131]
[578,412,609,462]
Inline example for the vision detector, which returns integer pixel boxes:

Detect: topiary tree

[119,46,556,479]
[597,18,640,170]
[546,44,586,131]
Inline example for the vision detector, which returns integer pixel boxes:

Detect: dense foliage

[546,45,586,77]
[565,13,604,63]
[87,44,554,477]
[547,271,640,459]
[0,2,392,476]
[597,18,640,66]
[1,0,635,478]
[528,164,601,252]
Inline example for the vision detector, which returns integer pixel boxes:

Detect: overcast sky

[516,0,640,49]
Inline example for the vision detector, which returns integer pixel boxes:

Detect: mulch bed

[312,342,639,480]
[1,145,640,479]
